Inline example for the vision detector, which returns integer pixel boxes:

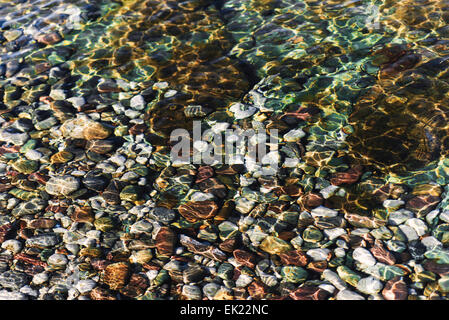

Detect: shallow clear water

[1,0,449,300]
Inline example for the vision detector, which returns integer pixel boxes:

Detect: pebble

[1,239,22,254]
[229,103,257,119]
[182,284,202,300]
[283,128,306,142]
[356,276,383,295]
[130,95,146,110]
[388,209,414,226]
[46,176,80,196]
[322,270,347,290]
[47,253,68,269]
[76,280,97,294]
[383,199,405,210]
[352,247,377,267]
[311,206,338,218]
[336,289,365,300]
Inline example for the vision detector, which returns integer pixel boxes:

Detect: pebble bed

[0,0,449,300]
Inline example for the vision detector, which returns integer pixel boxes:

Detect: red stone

[71,206,94,223]
[91,259,111,271]
[406,195,440,215]
[178,201,219,222]
[195,166,214,183]
[102,262,130,291]
[281,106,319,121]
[281,184,303,197]
[423,260,449,276]
[0,223,13,244]
[307,261,327,273]
[382,277,408,300]
[129,123,148,135]
[179,235,226,261]
[14,253,47,268]
[155,227,176,256]
[120,273,148,298]
[289,286,328,300]
[28,172,49,185]
[36,32,62,45]
[370,243,396,265]
[247,281,267,299]
[29,219,56,229]
[90,287,117,300]
[219,238,238,253]
[233,249,257,269]
[198,177,227,198]
[279,250,308,267]
[330,165,363,186]
[299,192,323,209]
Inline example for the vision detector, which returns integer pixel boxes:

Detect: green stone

[130,164,149,176]
[281,266,308,283]
[217,263,234,281]
[152,269,169,287]
[370,226,393,240]
[337,265,361,287]
[12,159,38,174]
[378,265,406,281]
[259,236,292,255]
[386,240,407,253]
[19,139,37,153]
[94,217,115,232]
[413,271,437,283]
[432,224,449,244]
[197,227,218,242]
[425,248,449,264]
[218,221,239,241]
[302,226,323,243]
[114,126,128,136]
[119,185,141,202]
[8,188,40,201]
[328,256,345,268]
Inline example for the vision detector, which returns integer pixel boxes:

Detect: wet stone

[26,234,59,248]
[45,176,80,196]
[102,262,130,291]
[279,250,308,267]
[178,201,219,222]
[0,270,28,290]
[259,236,292,255]
[233,249,257,269]
[382,277,408,300]
[281,266,308,283]
[149,207,177,224]
[155,227,176,257]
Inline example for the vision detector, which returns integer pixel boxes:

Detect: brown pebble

[233,249,257,269]
[247,281,267,299]
[178,201,219,222]
[289,286,328,300]
[298,192,323,209]
[370,242,396,265]
[90,287,117,300]
[28,219,56,229]
[36,32,62,45]
[279,250,308,267]
[101,262,130,291]
[155,227,176,256]
[382,277,408,300]
[196,166,214,183]
[406,195,440,216]
[71,206,95,224]
[330,165,363,186]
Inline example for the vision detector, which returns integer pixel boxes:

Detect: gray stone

[0,271,28,290]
